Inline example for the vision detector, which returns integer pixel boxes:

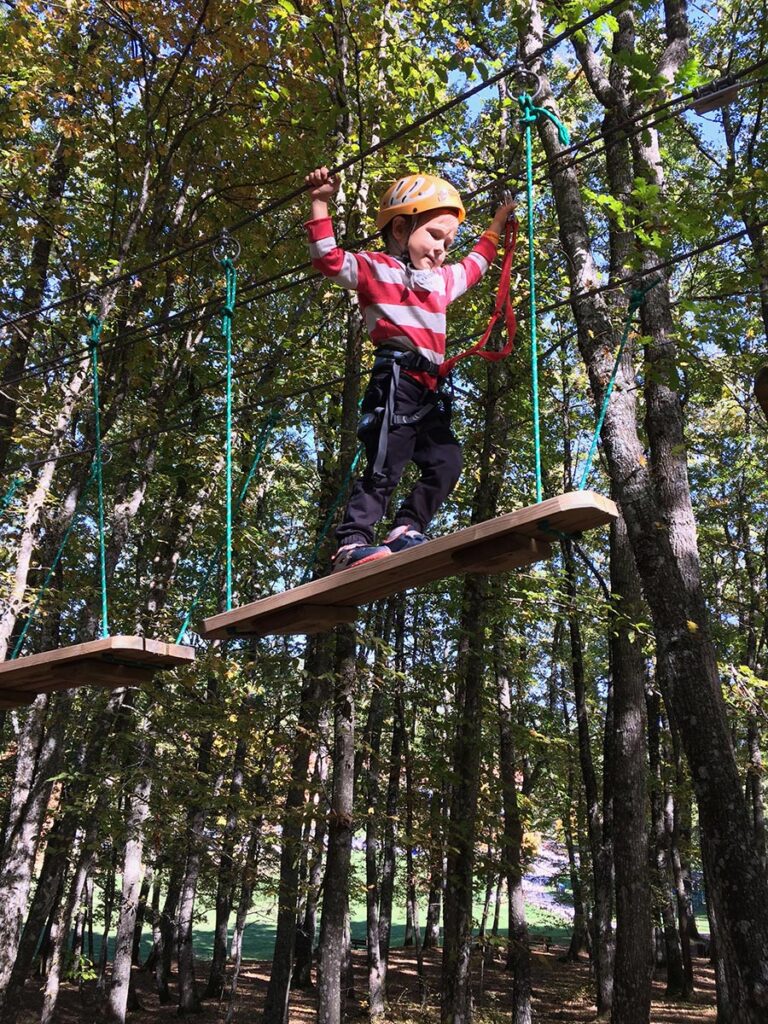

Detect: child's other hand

[491,198,516,232]
[306,166,340,201]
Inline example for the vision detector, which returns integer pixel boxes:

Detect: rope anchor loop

[213,228,241,266]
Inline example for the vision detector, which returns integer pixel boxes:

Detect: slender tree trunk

[562,539,614,1014]
[317,626,356,1024]
[609,516,653,1024]
[423,786,444,950]
[177,679,218,1016]
[0,694,69,1005]
[105,737,153,1024]
[205,729,248,998]
[262,641,330,1024]
[646,685,685,996]
[441,573,488,1024]
[495,636,531,1024]
[378,713,401,969]
[364,637,388,1019]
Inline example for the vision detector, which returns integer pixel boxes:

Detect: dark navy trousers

[336,371,462,547]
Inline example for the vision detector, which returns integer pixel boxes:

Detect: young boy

[305,166,515,571]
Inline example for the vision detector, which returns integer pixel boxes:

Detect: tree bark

[262,640,330,1024]
[494,635,531,1024]
[609,516,653,1024]
[519,3,768,1013]
[105,735,153,1023]
[317,626,356,1024]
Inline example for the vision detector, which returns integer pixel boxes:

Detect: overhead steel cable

[0,0,630,333]
[8,218,766,479]
[7,61,768,390]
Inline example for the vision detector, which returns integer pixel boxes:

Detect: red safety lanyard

[439,216,519,378]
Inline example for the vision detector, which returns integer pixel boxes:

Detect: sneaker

[332,542,392,572]
[384,525,429,553]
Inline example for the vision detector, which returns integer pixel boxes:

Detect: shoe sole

[332,550,392,573]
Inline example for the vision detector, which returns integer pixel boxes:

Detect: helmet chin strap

[396,216,414,265]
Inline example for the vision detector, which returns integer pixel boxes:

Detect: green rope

[576,277,661,491]
[221,257,237,612]
[11,463,98,660]
[1,474,25,518]
[518,92,570,505]
[88,313,109,638]
[176,411,278,643]
[301,446,364,585]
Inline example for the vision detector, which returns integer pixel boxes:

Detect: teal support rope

[518,93,570,504]
[1,474,25,517]
[576,278,661,491]
[221,257,237,612]
[300,446,364,585]
[88,313,109,638]
[11,463,98,659]
[176,411,278,643]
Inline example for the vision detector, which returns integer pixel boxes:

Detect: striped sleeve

[305,216,362,290]
[444,233,498,303]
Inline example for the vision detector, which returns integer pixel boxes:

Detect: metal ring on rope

[510,66,543,102]
[213,230,241,265]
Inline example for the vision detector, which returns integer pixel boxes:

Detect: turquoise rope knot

[221,304,235,318]
[517,92,570,146]
[88,313,103,346]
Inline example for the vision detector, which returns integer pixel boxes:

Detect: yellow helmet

[376,173,466,229]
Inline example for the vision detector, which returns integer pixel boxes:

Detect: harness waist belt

[373,347,441,378]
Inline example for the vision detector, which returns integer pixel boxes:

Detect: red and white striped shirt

[306,217,497,389]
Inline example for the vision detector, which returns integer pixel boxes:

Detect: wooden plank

[0,691,37,709]
[201,491,617,640]
[0,636,195,706]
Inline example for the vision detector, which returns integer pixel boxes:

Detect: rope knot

[221,304,235,318]
[87,313,103,345]
[517,92,571,146]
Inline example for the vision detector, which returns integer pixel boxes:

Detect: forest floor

[16,947,717,1023]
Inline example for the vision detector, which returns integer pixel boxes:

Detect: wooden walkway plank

[201,491,618,639]
[0,636,195,707]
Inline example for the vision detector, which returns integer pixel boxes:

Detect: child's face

[391,209,460,270]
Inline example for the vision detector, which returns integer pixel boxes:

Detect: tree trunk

[646,684,685,996]
[317,626,356,1024]
[441,573,488,1024]
[262,640,330,1024]
[0,694,69,1005]
[609,516,653,1024]
[423,786,444,950]
[205,727,249,998]
[562,538,614,1014]
[495,636,531,1024]
[520,3,768,1014]
[105,737,153,1024]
